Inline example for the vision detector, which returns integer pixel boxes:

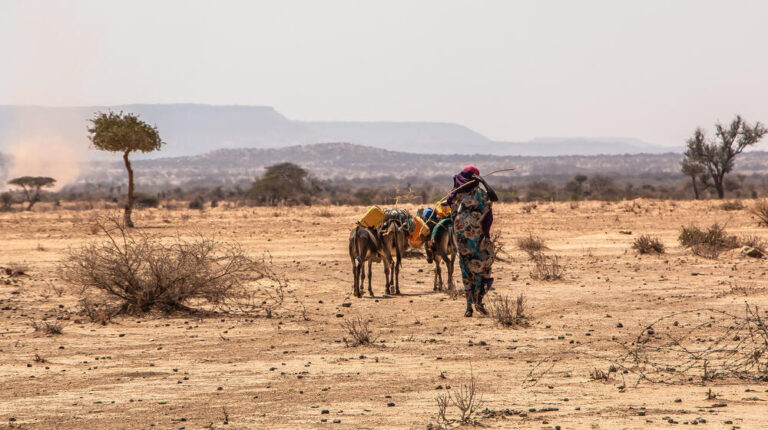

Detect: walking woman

[444,165,499,317]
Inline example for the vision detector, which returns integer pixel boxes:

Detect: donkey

[381,222,409,295]
[378,209,417,295]
[424,220,456,292]
[349,225,395,298]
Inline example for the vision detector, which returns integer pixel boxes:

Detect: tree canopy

[681,115,767,199]
[88,111,165,154]
[7,176,56,210]
[249,162,311,206]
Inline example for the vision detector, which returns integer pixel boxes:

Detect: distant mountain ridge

[0,104,674,158]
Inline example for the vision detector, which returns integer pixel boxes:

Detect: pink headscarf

[462,165,480,176]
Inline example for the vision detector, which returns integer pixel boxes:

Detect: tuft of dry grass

[632,235,665,254]
[433,371,484,428]
[340,317,378,347]
[517,233,547,259]
[486,294,527,327]
[719,200,744,211]
[529,251,564,281]
[28,320,64,335]
[589,367,612,382]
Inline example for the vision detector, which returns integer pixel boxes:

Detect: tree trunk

[123,150,135,227]
[690,176,700,200]
[714,176,725,199]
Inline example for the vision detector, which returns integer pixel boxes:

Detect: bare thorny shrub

[486,293,527,327]
[525,303,768,388]
[616,303,768,384]
[340,316,379,347]
[489,230,507,261]
[432,370,484,429]
[750,199,768,226]
[61,216,287,318]
[529,251,564,281]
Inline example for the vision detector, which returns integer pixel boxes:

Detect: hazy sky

[2,0,768,146]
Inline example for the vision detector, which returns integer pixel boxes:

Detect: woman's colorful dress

[452,187,494,302]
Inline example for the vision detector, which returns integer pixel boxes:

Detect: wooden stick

[434,167,516,205]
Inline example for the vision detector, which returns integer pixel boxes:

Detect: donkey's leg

[394,250,402,295]
[367,260,375,297]
[383,259,392,295]
[352,258,359,298]
[435,259,443,291]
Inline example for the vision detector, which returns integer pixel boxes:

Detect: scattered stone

[740,246,764,258]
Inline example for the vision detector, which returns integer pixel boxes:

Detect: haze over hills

[0,104,676,159]
[67,142,768,189]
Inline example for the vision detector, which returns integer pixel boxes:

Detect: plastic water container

[359,206,386,228]
[436,203,452,219]
[408,216,431,246]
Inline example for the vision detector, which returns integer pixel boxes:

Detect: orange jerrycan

[359,206,386,228]
[408,216,431,247]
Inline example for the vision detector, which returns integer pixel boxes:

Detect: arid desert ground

[2,200,768,429]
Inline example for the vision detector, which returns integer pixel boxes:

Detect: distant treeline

[7,167,767,212]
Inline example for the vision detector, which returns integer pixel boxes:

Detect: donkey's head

[424,238,436,264]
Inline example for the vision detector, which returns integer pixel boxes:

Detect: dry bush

[720,200,744,211]
[432,371,484,428]
[314,208,333,217]
[516,233,546,259]
[521,203,536,213]
[490,230,506,261]
[631,235,665,254]
[29,320,64,335]
[612,304,768,384]
[61,216,286,317]
[529,251,564,281]
[486,293,527,327]
[679,223,740,258]
[739,234,766,252]
[749,199,768,226]
[340,317,378,346]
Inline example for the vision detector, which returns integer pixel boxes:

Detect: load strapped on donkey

[349,206,430,298]
[359,206,430,247]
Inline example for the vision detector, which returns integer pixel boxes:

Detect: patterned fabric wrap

[452,187,494,294]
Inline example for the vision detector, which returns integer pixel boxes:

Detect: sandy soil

[1,200,767,429]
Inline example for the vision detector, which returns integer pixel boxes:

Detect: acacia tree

[248,162,309,206]
[682,115,767,199]
[680,159,704,199]
[88,112,164,227]
[7,176,56,210]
